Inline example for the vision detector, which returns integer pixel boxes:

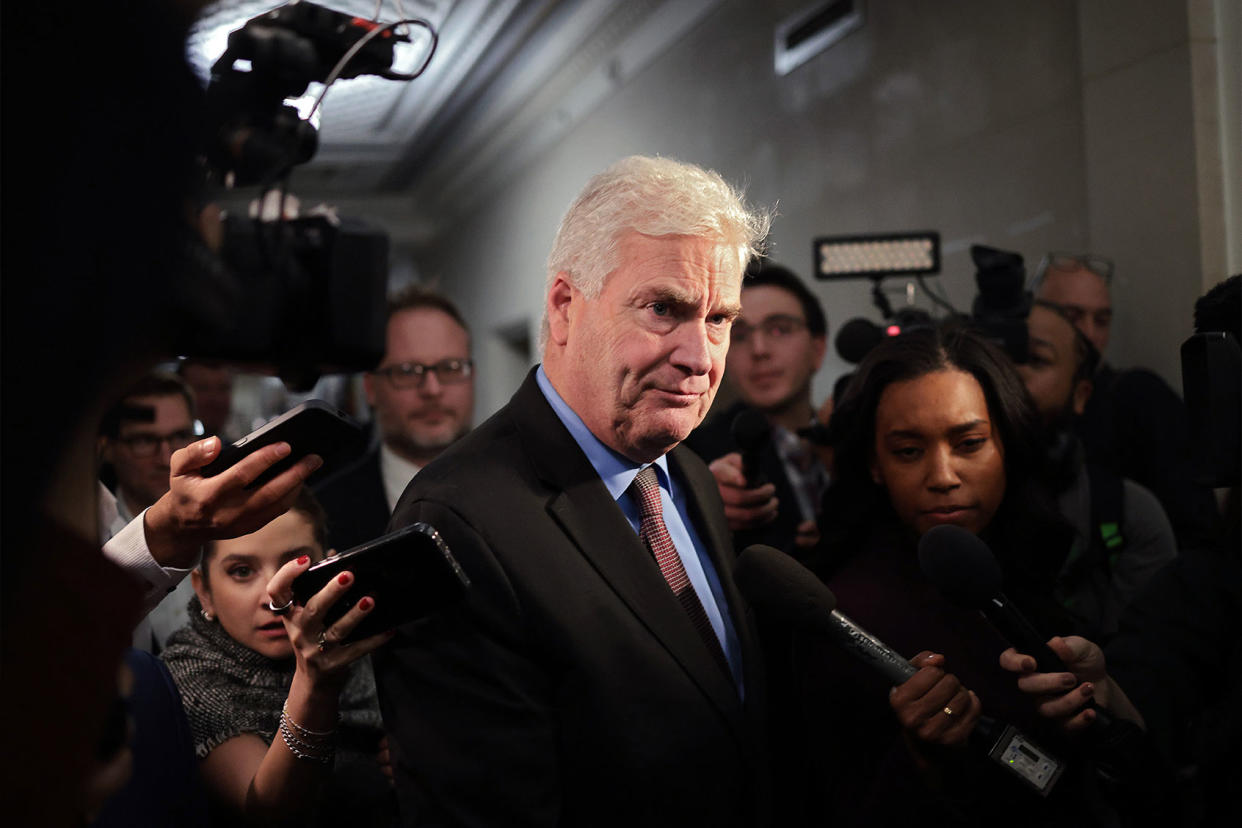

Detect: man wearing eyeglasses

[98,371,200,650]
[1034,252,1219,547]
[1033,252,1115,355]
[100,372,199,531]
[686,262,829,558]
[316,285,475,552]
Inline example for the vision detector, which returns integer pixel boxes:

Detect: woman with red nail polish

[162,490,395,824]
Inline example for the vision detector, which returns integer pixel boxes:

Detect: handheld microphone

[731,409,771,487]
[740,543,1073,794]
[734,544,915,684]
[915,525,1181,798]
[737,542,1069,795]
[916,525,1069,675]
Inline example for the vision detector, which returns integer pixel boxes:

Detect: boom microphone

[731,409,771,487]
[734,544,915,684]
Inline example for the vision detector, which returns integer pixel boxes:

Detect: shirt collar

[535,365,672,500]
[379,443,422,512]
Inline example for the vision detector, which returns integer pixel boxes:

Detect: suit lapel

[671,446,769,738]
[510,372,746,734]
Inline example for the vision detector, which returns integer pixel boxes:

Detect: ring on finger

[268,597,294,616]
[942,705,955,717]
[317,630,334,652]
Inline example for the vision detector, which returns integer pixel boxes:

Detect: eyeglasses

[114,429,196,457]
[1036,251,1115,284]
[372,358,474,389]
[731,315,808,345]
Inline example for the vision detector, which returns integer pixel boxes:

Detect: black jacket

[372,370,772,827]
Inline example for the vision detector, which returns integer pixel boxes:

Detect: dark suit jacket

[684,401,809,559]
[314,448,391,553]
[372,370,770,827]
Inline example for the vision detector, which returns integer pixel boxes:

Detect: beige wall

[413,0,1230,418]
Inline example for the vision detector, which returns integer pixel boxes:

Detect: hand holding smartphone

[292,523,470,642]
[200,400,364,488]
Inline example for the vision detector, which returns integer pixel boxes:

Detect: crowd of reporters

[3,4,1238,826]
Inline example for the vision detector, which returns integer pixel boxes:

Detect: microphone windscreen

[731,408,771,452]
[735,544,837,627]
[917,524,1003,609]
[836,317,885,364]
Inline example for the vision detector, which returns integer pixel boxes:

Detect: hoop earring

[201,608,215,622]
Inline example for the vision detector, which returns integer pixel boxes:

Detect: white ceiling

[191,0,724,245]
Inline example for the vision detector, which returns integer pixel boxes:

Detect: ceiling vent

[774,0,865,76]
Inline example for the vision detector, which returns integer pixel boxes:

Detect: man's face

[364,307,474,465]
[726,284,826,415]
[179,362,233,435]
[1017,304,1090,426]
[552,232,743,463]
[106,394,194,510]
[1036,265,1112,354]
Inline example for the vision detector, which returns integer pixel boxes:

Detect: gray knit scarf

[161,596,383,760]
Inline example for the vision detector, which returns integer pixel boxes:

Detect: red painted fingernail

[338,572,351,586]
[297,555,309,566]
[359,596,374,611]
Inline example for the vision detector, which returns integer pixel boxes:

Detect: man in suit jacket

[685,262,829,559]
[316,287,475,552]
[372,155,774,827]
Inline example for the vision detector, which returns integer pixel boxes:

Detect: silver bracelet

[281,700,338,738]
[278,704,336,764]
[278,720,332,764]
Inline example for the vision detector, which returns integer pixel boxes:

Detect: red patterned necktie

[629,466,730,674]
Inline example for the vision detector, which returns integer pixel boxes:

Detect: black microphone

[734,544,915,684]
[915,526,1178,796]
[738,543,1073,796]
[835,317,885,364]
[916,525,1071,675]
[731,409,770,487]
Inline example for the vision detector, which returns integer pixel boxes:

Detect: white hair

[540,155,772,351]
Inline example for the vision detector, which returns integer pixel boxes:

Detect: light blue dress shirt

[536,366,744,695]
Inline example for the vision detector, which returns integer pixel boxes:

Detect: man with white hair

[373,156,774,827]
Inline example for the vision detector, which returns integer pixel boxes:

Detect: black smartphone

[200,400,365,488]
[291,523,471,642]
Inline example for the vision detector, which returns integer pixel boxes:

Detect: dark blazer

[314,448,391,553]
[372,370,770,827]
[684,401,808,559]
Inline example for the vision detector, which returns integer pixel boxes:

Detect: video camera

[178,1,435,389]
[968,243,1031,363]
[816,231,1033,366]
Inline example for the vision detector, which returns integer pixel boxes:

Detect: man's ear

[869,458,883,486]
[191,569,213,618]
[1071,378,1093,416]
[98,436,113,465]
[810,334,828,372]
[546,272,576,347]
